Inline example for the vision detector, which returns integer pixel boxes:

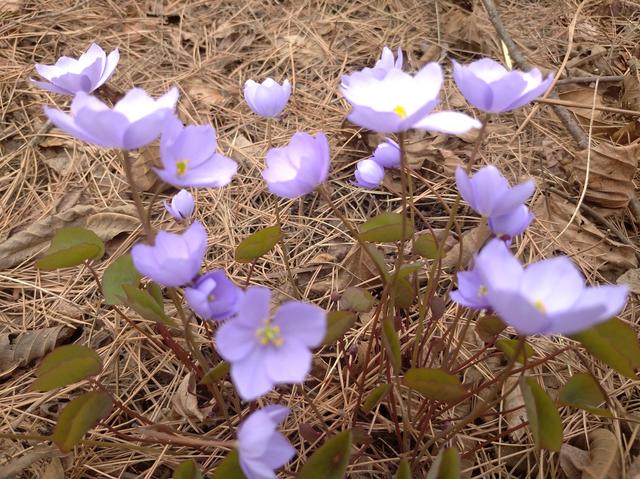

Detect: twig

[555,75,623,85]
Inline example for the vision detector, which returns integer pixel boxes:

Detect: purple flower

[453,58,554,113]
[244,78,291,118]
[154,116,237,188]
[472,240,628,335]
[31,43,119,96]
[341,57,481,134]
[44,87,178,150]
[131,221,207,288]
[164,189,195,222]
[238,405,295,479]
[342,47,403,87]
[455,165,535,218]
[354,159,384,188]
[261,132,330,199]
[488,204,534,241]
[371,138,400,169]
[184,269,243,321]
[215,287,326,401]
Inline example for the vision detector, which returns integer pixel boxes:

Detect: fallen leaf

[185,79,225,108]
[558,87,613,134]
[441,224,491,269]
[560,429,621,479]
[0,325,76,373]
[172,373,211,422]
[629,454,640,479]
[442,7,498,57]
[617,268,640,294]
[129,146,166,192]
[501,376,527,441]
[561,444,590,479]
[0,447,57,478]
[42,457,65,479]
[1,0,23,12]
[622,72,640,111]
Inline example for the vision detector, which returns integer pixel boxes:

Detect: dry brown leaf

[610,120,640,145]
[628,454,640,479]
[622,72,640,111]
[0,447,58,478]
[501,376,527,441]
[1,0,23,13]
[558,88,614,134]
[560,429,621,479]
[570,143,639,209]
[0,325,76,373]
[172,373,211,422]
[185,79,225,108]
[442,7,498,56]
[617,268,640,294]
[441,224,491,270]
[531,193,637,272]
[129,146,166,192]
[41,457,65,479]
[0,204,138,270]
[561,444,591,479]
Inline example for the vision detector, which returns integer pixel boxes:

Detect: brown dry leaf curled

[172,372,212,422]
[617,268,640,294]
[622,72,640,112]
[441,224,491,270]
[41,457,65,479]
[560,429,621,479]
[0,325,76,373]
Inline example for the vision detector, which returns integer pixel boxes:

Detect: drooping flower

[131,221,207,288]
[261,132,330,199]
[455,165,535,218]
[154,116,237,188]
[164,189,195,222]
[341,54,481,134]
[44,86,179,150]
[452,58,554,113]
[237,405,295,479]
[488,204,534,241]
[31,43,119,96]
[371,138,401,169]
[215,286,326,401]
[244,78,291,118]
[184,269,243,321]
[354,159,384,189]
[470,240,628,335]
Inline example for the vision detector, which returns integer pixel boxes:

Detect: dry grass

[1,0,640,477]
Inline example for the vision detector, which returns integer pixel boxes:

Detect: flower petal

[492,179,535,216]
[414,111,482,134]
[265,340,312,384]
[274,301,327,347]
[231,348,274,401]
[520,256,584,313]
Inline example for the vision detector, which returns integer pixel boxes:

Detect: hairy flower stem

[121,150,154,241]
[274,199,301,298]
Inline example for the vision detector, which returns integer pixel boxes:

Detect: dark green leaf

[519,377,562,451]
[414,234,440,259]
[362,384,391,413]
[32,345,102,392]
[404,368,466,403]
[475,315,506,342]
[235,225,282,263]
[147,282,164,306]
[495,338,535,364]
[359,213,414,243]
[572,318,640,379]
[397,262,421,279]
[392,277,415,309]
[297,430,352,479]
[201,362,230,385]
[212,451,244,479]
[36,227,105,270]
[394,459,411,479]
[174,460,204,479]
[559,373,610,417]
[341,287,375,312]
[53,391,113,452]
[102,255,140,305]
[323,311,357,345]
[382,318,402,372]
[122,284,176,327]
[426,447,460,479]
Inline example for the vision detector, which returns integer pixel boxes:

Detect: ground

[1,0,640,477]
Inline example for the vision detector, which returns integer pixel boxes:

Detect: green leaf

[53,391,113,452]
[359,213,414,243]
[382,318,402,372]
[147,282,164,306]
[362,384,391,413]
[413,234,440,259]
[174,460,204,479]
[122,284,176,327]
[559,373,611,417]
[394,460,411,479]
[341,287,375,312]
[36,227,105,270]
[404,368,466,403]
[426,447,460,479]
[475,315,506,342]
[392,277,415,309]
[298,430,352,479]
[32,345,102,392]
[102,255,140,305]
[213,451,244,479]
[323,311,357,345]
[495,338,535,364]
[519,377,562,451]
[572,318,640,379]
[396,262,422,279]
[201,361,230,385]
[235,225,282,263]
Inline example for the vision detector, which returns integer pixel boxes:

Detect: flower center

[478,285,488,297]
[176,159,189,176]
[534,300,546,313]
[256,320,284,347]
[207,293,216,302]
[393,105,407,119]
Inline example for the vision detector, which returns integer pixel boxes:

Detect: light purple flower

[244,78,291,118]
[342,47,403,87]
[31,43,119,96]
[154,116,237,188]
[238,405,295,479]
[184,269,243,321]
[453,58,554,113]
[341,56,481,134]
[371,138,401,169]
[131,221,207,288]
[472,240,628,335]
[354,159,384,188]
[488,204,534,241]
[215,287,326,401]
[455,165,535,218]
[261,132,330,199]
[164,189,195,222]
[44,87,178,150]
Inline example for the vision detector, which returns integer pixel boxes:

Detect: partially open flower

[488,204,534,241]
[354,159,384,189]
[164,189,195,222]
[244,78,291,118]
[371,138,401,169]
[184,269,243,321]
[31,43,119,96]
[453,58,553,113]
[342,46,403,87]
[262,132,330,199]
[44,87,179,150]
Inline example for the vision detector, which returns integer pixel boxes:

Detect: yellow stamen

[534,300,546,313]
[478,285,488,297]
[176,159,188,176]
[393,105,407,119]
[256,320,284,347]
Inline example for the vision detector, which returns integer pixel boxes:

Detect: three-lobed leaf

[297,430,352,479]
[102,254,140,305]
[413,234,441,259]
[122,284,176,327]
[362,384,391,413]
[235,225,282,263]
[495,338,535,364]
[359,213,414,243]
[53,391,113,452]
[173,460,204,479]
[382,318,402,372]
[36,227,105,270]
[519,376,562,451]
[394,459,411,479]
[201,361,230,385]
[475,315,506,342]
[559,373,611,417]
[404,368,466,403]
[426,447,460,479]
[212,451,245,479]
[32,345,102,392]
[323,311,357,345]
[341,287,375,312]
